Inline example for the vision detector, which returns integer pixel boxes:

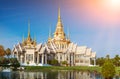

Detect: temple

[12,21,49,66]
[12,8,96,66]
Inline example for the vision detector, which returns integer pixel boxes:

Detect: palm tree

[113,55,120,67]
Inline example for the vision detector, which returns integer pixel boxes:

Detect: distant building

[12,8,96,66]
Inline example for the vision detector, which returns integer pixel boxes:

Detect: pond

[0,71,119,79]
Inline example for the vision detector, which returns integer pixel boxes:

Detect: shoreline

[24,66,120,75]
[24,66,101,72]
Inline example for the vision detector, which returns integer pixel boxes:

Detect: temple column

[37,53,39,64]
[94,58,96,66]
[59,44,60,50]
[64,53,65,61]
[83,56,84,65]
[89,57,91,66]
[71,53,73,66]
[60,44,62,50]
[42,54,44,64]
[33,54,34,64]
[68,53,70,66]
[20,55,22,64]
[70,53,73,66]
[45,54,47,64]
[25,53,26,64]
[16,52,19,60]
[61,44,63,50]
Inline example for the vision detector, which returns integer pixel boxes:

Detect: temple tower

[48,8,70,53]
[22,20,36,47]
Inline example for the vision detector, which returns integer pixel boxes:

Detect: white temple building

[12,21,49,66]
[12,8,96,66]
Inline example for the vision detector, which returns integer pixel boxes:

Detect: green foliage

[25,66,101,72]
[0,58,20,67]
[5,48,11,57]
[112,55,120,67]
[61,61,68,66]
[27,61,29,65]
[0,57,9,66]
[96,57,105,66]
[96,54,120,67]
[0,45,20,67]
[10,58,20,67]
[49,59,59,66]
[102,57,115,79]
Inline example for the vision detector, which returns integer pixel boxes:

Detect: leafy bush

[102,58,115,79]
[49,59,59,66]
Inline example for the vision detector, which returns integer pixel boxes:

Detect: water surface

[0,71,111,79]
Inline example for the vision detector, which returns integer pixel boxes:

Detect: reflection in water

[0,72,20,79]
[0,71,103,79]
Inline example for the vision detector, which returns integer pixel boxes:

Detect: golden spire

[33,35,36,46]
[67,26,70,40]
[27,19,32,43]
[54,8,66,40]
[49,25,52,38]
[26,19,32,47]
[22,34,24,43]
[28,19,31,38]
[58,7,61,22]
[34,35,36,42]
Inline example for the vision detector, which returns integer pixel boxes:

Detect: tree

[113,55,120,67]
[96,57,105,66]
[5,48,11,58]
[0,45,5,57]
[102,56,115,79]
[10,58,20,67]
[106,54,110,59]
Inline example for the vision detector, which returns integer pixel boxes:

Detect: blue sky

[0,0,120,57]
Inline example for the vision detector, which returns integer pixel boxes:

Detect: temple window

[60,55,62,60]
[85,60,88,63]
[62,45,64,48]
[26,54,33,61]
[67,57,68,60]
[80,60,83,63]
[75,60,79,63]
[56,56,58,59]
[14,52,17,55]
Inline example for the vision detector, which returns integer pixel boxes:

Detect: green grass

[25,66,101,72]
[24,66,120,77]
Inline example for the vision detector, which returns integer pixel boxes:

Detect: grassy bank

[25,66,101,72]
[24,66,120,75]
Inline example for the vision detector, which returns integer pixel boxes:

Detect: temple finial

[28,19,30,38]
[49,25,52,38]
[58,7,61,22]
[34,35,36,42]
[54,8,65,40]
[33,35,36,46]
[67,26,70,40]
[27,19,32,42]
[22,34,24,43]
